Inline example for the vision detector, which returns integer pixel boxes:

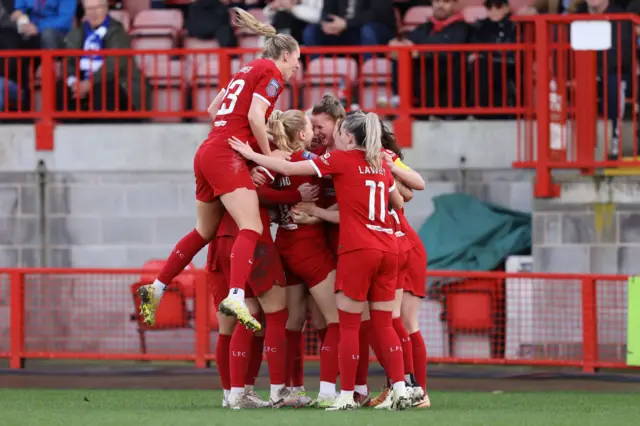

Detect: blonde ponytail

[341,111,383,169]
[363,112,382,169]
[267,109,308,153]
[232,7,299,61]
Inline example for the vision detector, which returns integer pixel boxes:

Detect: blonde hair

[268,109,308,153]
[341,111,382,169]
[311,93,346,122]
[232,7,299,60]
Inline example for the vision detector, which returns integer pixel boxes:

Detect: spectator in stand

[56,0,151,120]
[264,0,322,46]
[302,0,396,49]
[186,0,237,47]
[577,0,632,158]
[467,0,517,117]
[10,0,76,49]
[0,0,23,112]
[382,0,469,114]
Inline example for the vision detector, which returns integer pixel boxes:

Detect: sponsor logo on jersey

[266,78,281,97]
[320,152,330,165]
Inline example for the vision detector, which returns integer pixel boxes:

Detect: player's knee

[286,306,307,330]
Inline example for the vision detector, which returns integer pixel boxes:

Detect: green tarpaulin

[418,193,531,284]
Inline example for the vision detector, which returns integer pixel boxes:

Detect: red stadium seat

[360,58,394,111]
[131,10,184,49]
[131,36,175,50]
[305,57,358,107]
[402,6,432,31]
[122,0,150,21]
[138,56,190,122]
[109,10,131,32]
[462,6,488,23]
[140,259,197,298]
[130,281,191,354]
[194,57,221,122]
[238,36,262,64]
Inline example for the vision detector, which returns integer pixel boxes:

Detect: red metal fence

[2,13,640,192]
[0,268,630,373]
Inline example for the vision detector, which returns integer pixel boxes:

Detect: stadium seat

[462,6,488,23]
[109,10,131,32]
[360,58,393,111]
[305,57,358,107]
[194,57,221,122]
[130,281,191,354]
[122,0,150,21]
[184,38,220,70]
[238,35,262,64]
[131,10,184,49]
[140,259,197,298]
[402,6,432,31]
[138,55,190,122]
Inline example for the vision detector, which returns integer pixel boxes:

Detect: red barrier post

[581,277,598,373]
[532,18,560,197]
[574,51,598,173]
[35,51,55,151]
[9,270,25,369]
[394,47,414,148]
[194,270,210,368]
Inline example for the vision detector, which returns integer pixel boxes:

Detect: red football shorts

[404,244,427,298]
[276,234,335,288]
[325,224,339,257]
[208,268,229,310]
[214,236,285,298]
[335,248,398,303]
[193,142,255,202]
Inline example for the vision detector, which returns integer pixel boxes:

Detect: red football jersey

[274,150,325,237]
[205,58,284,150]
[310,150,397,255]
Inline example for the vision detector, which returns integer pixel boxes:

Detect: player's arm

[258,187,302,205]
[207,89,226,120]
[248,97,272,156]
[390,158,425,191]
[396,179,414,202]
[230,137,318,176]
[292,210,323,225]
[295,202,340,224]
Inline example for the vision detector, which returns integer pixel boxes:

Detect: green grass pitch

[0,389,638,426]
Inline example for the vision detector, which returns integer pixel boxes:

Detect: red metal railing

[0,268,631,373]
[0,43,528,149]
[513,14,640,197]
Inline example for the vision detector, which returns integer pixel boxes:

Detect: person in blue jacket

[10,0,77,48]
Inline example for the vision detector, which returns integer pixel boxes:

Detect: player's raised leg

[218,188,264,330]
[138,199,224,326]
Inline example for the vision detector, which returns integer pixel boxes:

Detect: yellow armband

[393,158,411,171]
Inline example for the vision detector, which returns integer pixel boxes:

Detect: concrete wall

[0,121,533,356]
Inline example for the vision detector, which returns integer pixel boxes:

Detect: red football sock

[368,322,387,372]
[393,317,414,375]
[157,229,208,285]
[246,335,264,386]
[216,333,231,390]
[370,310,404,385]
[317,327,327,343]
[229,229,260,293]
[286,330,304,388]
[264,309,288,385]
[410,331,428,392]
[337,310,360,392]
[229,324,254,388]
[319,323,339,385]
[355,320,372,387]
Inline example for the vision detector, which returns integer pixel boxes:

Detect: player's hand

[297,183,319,202]
[294,201,318,216]
[228,136,256,159]
[270,149,292,161]
[250,167,268,187]
[292,210,315,224]
[382,151,394,166]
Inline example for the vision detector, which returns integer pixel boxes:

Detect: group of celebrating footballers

[136,8,430,412]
